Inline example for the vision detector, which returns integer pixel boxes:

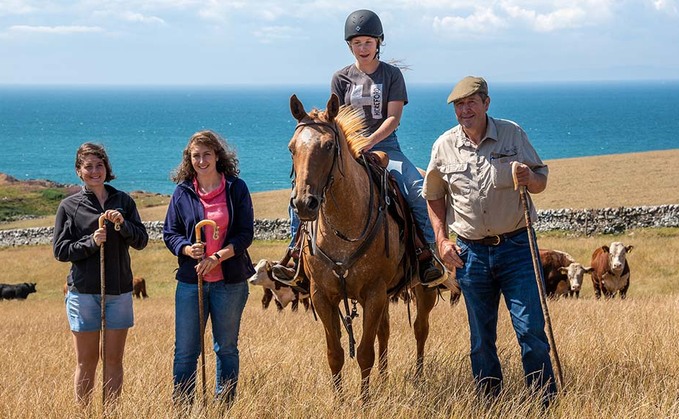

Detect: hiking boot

[419,258,447,288]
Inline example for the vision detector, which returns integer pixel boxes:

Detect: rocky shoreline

[1,204,678,248]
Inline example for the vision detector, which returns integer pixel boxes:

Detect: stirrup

[420,272,448,288]
[419,254,447,288]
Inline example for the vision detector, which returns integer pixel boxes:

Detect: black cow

[0,282,37,300]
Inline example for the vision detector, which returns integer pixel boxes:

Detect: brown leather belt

[458,227,527,246]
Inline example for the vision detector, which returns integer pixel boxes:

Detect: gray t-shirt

[330,61,408,135]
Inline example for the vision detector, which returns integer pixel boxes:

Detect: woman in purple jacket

[163,130,254,408]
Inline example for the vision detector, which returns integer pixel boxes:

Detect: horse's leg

[313,291,345,397]
[413,286,437,377]
[357,293,388,404]
[377,303,390,377]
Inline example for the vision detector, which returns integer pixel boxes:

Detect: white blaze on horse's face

[297,127,314,146]
[608,242,631,274]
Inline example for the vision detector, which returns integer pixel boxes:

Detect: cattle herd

[540,241,633,299]
[0,241,633,304]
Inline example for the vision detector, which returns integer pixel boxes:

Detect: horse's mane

[337,106,372,159]
[336,106,371,159]
[309,105,370,159]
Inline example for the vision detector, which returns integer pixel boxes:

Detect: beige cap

[447,76,488,104]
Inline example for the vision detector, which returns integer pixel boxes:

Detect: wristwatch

[213,252,221,260]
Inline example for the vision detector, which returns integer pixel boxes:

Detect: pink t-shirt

[194,175,229,282]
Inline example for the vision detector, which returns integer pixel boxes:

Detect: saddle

[285,151,435,296]
[361,152,434,293]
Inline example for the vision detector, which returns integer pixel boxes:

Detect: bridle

[289,118,388,358]
[290,120,343,205]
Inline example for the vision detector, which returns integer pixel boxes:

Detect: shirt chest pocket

[439,163,470,196]
[490,156,517,190]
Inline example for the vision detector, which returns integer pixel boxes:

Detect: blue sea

[1,81,678,195]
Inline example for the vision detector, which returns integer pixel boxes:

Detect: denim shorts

[65,290,134,332]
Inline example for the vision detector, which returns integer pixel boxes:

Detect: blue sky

[1,0,678,85]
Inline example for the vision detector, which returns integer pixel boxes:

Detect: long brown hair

[75,142,116,182]
[171,130,239,183]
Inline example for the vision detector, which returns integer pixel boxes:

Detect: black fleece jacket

[53,184,148,295]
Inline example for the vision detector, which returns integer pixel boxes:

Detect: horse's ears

[290,94,307,122]
[327,94,340,120]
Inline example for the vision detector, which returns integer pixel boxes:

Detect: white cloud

[432,7,507,34]
[195,1,246,22]
[0,0,38,16]
[8,24,104,34]
[501,3,588,32]
[253,25,301,43]
[428,1,618,34]
[120,11,166,25]
[653,0,679,15]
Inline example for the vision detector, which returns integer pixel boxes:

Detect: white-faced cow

[539,249,593,298]
[248,259,310,312]
[590,242,633,299]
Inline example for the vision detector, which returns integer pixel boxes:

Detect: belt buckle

[488,235,502,246]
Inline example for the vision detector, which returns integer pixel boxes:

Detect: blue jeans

[173,280,249,403]
[287,133,434,246]
[455,230,556,400]
[373,133,434,244]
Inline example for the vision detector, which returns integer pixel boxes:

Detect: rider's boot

[418,244,447,288]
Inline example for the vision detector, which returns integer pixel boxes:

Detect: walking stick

[98,214,120,407]
[512,163,564,391]
[194,219,219,406]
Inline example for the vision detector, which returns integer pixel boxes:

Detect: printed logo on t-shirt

[349,83,383,120]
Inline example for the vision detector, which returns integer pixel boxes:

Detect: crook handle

[194,219,219,244]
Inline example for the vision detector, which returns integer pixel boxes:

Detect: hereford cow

[590,242,633,299]
[261,287,285,311]
[0,282,37,300]
[540,249,593,298]
[248,259,310,312]
[133,277,148,299]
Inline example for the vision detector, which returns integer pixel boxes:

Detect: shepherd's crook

[511,163,564,391]
[98,214,120,407]
[194,219,219,407]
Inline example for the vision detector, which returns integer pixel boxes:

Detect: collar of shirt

[454,116,499,149]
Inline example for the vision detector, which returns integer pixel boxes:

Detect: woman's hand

[94,209,125,246]
[195,255,220,277]
[102,209,124,227]
[183,243,205,260]
[93,226,106,246]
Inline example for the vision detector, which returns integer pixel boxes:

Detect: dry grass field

[1,150,679,418]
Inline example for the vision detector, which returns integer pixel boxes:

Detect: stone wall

[2,204,678,248]
[0,219,293,247]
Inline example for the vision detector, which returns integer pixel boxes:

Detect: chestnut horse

[288,93,440,402]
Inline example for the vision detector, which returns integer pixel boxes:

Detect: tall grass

[2,229,679,418]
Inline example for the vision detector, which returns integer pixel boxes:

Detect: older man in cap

[423,76,556,404]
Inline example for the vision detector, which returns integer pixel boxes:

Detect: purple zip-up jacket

[163,175,255,284]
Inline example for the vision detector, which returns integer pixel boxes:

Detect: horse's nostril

[307,196,319,211]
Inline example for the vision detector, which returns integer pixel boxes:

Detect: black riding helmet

[344,9,384,42]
